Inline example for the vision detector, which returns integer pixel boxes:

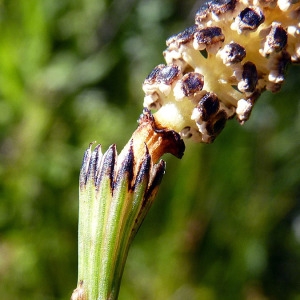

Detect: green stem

[71,110,184,300]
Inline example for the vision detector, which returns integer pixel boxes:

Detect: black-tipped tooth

[79,143,94,189]
[90,144,103,182]
[133,148,151,190]
[95,144,117,191]
[80,143,103,189]
[114,142,134,191]
[145,160,166,201]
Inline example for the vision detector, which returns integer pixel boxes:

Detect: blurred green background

[0,0,300,299]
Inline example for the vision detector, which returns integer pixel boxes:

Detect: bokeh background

[0,0,300,299]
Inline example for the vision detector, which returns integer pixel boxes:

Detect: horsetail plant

[71,0,300,299]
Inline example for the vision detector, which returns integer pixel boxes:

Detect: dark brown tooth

[235,7,265,32]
